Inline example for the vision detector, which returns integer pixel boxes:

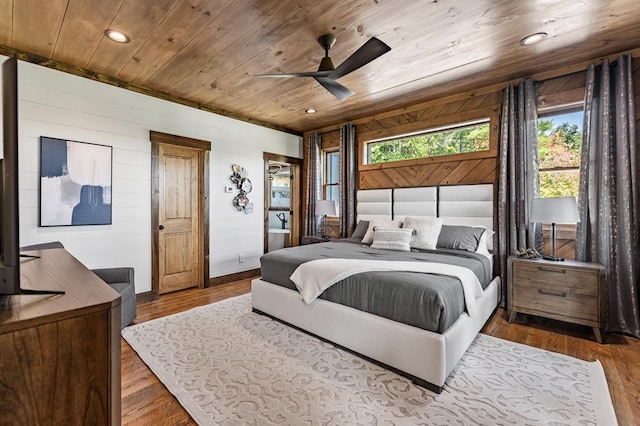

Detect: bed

[251,184,500,393]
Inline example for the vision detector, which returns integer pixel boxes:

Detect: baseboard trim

[208,269,261,287]
[135,270,260,301]
[136,291,158,304]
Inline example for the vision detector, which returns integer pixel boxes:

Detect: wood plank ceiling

[1,0,640,134]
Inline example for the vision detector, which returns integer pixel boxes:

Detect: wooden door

[158,144,202,294]
[288,163,301,244]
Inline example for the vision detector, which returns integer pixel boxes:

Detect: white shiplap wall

[6,57,302,293]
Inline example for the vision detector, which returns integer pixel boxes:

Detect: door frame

[150,131,211,298]
[263,152,302,254]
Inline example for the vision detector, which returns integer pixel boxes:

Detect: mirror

[268,162,290,209]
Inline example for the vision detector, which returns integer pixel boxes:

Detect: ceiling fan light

[305,108,317,114]
[519,32,547,46]
[318,56,335,72]
[104,29,130,43]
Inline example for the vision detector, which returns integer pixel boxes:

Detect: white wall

[4,56,302,293]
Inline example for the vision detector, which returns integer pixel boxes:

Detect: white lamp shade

[530,196,580,224]
[315,199,336,216]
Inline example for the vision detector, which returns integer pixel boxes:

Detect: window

[537,108,583,198]
[365,120,490,164]
[323,150,339,214]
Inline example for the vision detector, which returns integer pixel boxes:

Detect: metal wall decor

[230,164,253,214]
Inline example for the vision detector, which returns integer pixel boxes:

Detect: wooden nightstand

[301,235,333,245]
[507,256,606,343]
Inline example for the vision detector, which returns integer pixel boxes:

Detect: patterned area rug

[122,294,617,425]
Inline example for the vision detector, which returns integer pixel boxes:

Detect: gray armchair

[20,241,137,329]
[92,267,136,329]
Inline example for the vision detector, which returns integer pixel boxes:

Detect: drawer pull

[539,289,566,298]
[538,267,566,274]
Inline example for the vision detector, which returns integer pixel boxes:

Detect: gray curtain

[339,123,357,237]
[576,55,639,337]
[497,78,540,305]
[305,132,322,236]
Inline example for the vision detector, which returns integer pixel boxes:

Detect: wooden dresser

[0,248,121,425]
[507,256,606,343]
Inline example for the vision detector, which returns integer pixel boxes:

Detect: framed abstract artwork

[39,136,113,226]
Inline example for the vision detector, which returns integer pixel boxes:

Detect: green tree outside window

[537,109,583,198]
[367,122,490,164]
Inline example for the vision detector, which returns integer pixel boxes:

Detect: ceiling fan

[256,33,391,101]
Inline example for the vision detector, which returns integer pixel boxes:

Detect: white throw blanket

[290,259,484,316]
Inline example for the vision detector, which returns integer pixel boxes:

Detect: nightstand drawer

[513,283,598,321]
[512,262,598,298]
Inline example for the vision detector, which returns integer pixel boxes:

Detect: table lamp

[315,200,336,239]
[529,196,580,261]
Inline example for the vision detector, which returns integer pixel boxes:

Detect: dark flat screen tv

[0,56,63,296]
[0,55,20,295]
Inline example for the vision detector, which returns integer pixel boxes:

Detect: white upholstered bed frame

[251,183,500,392]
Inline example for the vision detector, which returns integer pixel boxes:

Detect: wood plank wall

[302,59,640,245]
[356,93,501,189]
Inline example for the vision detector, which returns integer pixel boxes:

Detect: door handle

[159,225,164,230]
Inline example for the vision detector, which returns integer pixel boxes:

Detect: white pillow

[475,230,492,257]
[402,216,443,250]
[362,220,402,245]
[370,227,414,252]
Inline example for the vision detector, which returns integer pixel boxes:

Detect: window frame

[537,103,584,199]
[362,118,492,166]
[322,149,339,217]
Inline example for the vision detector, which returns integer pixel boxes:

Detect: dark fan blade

[329,37,391,80]
[314,77,355,101]
[255,71,331,78]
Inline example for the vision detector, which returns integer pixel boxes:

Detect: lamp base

[542,255,564,262]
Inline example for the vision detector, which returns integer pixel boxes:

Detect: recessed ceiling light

[305,108,317,114]
[519,32,547,46]
[104,29,130,44]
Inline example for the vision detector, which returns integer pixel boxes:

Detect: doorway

[263,153,301,253]
[150,131,211,296]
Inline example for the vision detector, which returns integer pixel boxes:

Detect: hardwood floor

[122,278,640,425]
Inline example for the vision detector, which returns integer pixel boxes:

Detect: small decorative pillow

[437,225,486,252]
[402,216,443,250]
[370,227,414,252]
[350,220,370,240]
[362,220,402,245]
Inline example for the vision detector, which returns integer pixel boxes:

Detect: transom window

[365,119,490,164]
[537,107,583,198]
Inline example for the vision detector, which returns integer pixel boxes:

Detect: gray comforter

[259,238,492,333]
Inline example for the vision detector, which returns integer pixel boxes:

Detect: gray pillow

[350,220,369,240]
[437,225,485,252]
